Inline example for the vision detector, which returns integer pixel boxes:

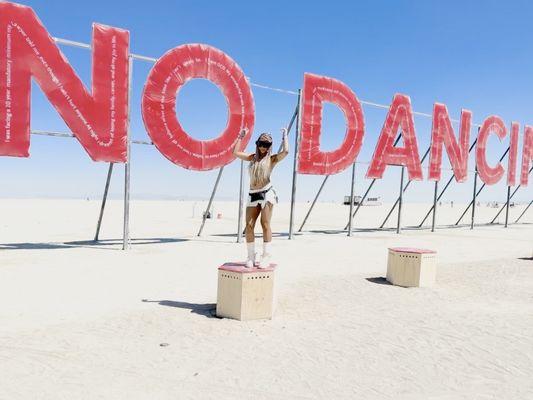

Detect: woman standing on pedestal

[233,127,289,268]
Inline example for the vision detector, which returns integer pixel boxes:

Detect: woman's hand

[280,127,288,138]
[238,127,248,140]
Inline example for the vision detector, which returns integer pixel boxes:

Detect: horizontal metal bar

[130,53,158,63]
[247,80,299,95]
[53,36,91,50]
[54,36,158,63]
[31,130,153,145]
[51,34,485,127]
[131,139,153,145]
[32,130,74,138]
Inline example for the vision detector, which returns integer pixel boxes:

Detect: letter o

[142,44,255,170]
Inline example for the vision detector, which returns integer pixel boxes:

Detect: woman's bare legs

[245,205,261,242]
[259,203,274,267]
[245,205,261,267]
[260,203,273,242]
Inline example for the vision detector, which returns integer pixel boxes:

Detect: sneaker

[245,253,256,269]
[258,253,271,269]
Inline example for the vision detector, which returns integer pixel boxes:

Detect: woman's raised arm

[233,128,253,161]
[272,127,289,163]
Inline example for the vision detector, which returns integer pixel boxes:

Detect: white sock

[263,241,271,256]
[246,242,255,260]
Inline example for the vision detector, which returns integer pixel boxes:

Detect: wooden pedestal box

[387,247,437,287]
[216,262,276,321]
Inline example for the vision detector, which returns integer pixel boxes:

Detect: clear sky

[1,0,532,204]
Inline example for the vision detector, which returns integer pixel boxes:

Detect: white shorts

[247,184,278,208]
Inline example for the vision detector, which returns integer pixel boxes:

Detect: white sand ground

[0,199,532,399]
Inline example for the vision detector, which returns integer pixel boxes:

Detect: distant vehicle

[365,197,382,206]
[343,196,381,206]
[344,195,362,205]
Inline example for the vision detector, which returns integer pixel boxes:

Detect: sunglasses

[256,140,272,148]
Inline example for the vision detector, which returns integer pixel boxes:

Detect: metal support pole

[515,200,533,223]
[379,145,431,228]
[343,134,403,230]
[417,173,454,227]
[123,161,131,250]
[236,160,245,243]
[490,166,533,224]
[470,169,478,230]
[418,138,479,227]
[490,185,520,223]
[397,167,405,234]
[431,180,438,232]
[197,167,224,237]
[504,186,511,228]
[122,55,133,251]
[278,105,299,153]
[288,89,302,240]
[298,176,329,232]
[343,179,376,230]
[348,162,356,236]
[455,145,510,226]
[94,163,114,241]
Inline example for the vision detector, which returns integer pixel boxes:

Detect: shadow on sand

[0,237,188,251]
[365,277,392,286]
[142,299,219,319]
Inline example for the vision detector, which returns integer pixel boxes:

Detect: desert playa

[1,199,532,399]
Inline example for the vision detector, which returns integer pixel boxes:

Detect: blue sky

[1,0,532,204]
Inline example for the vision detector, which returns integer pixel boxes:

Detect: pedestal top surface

[219,262,276,273]
[389,247,437,254]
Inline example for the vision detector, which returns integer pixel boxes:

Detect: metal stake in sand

[288,89,302,240]
[470,168,478,230]
[379,145,431,228]
[198,167,224,237]
[418,137,478,228]
[343,134,403,231]
[347,162,357,236]
[397,166,405,234]
[455,145,510,226]
[490,166,533,224]
[122,55,133,251]
[504,186,511,228]
[515,199,533,223]
[298,175,329,232]
[236,160,245,243]
[94,162,114,241]
[431,180,438,232]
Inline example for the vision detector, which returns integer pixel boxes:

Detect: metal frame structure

[288,90,303,240]
[12,34,530,251]
[40,36,303,249]
[454,146,511,227]
[489,166,533,225]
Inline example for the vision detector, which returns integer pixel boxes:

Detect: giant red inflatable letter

[521,125,533,186]
[428,104,472,182]
[297,73,365,175]
[0,2,129,162]
[142,44,255,171]
[366,94,422,180]
[507,122,519,186]
[476,116,507,185]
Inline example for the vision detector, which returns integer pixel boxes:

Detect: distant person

[233,127,289,268]
[451,201,454,208]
